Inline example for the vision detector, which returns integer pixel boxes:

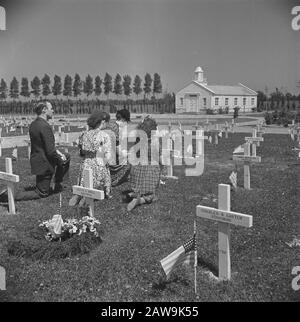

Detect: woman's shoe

[127,198,139,211]
[69,195,81,206]
[127,197,146,211]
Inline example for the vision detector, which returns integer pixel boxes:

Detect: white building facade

[176,66,257,113]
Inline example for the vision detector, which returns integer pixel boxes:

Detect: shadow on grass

[197,256,218,277]
[0,203,9,213]
[151,256,218,294]
[151,275,190,294]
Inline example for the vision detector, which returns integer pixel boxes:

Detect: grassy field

[0,132,299,302]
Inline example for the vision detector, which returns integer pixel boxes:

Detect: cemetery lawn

[0,132,299,302]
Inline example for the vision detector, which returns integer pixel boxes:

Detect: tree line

[0,73,163,101]
[256,88,300,111]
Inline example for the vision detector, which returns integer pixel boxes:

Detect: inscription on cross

[72,168,105,217]
[196,184,253,280]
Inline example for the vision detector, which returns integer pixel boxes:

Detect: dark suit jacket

[29,117,59,176]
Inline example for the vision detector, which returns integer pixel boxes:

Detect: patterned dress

[129,139,162,197]
[78,128,112,196]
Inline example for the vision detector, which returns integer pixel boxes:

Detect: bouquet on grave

[39,216,101,242]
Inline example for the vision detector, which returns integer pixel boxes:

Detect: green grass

[0,132,299,302]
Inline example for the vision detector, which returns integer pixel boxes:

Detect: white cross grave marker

[210,124,222,145]
[232,142,261,189]
[24,138,31,159]
[196,184,253,280]
[255,123,266,147]
[245,128,264,157]
[231,119,235,133]
[0,127,2,157]
[0,158,20,214]
[0,265,5,290]
[222,121,231,139]
[72,168,105,217]
[289,123,300,143]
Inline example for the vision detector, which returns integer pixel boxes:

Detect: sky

[0,0,299,96]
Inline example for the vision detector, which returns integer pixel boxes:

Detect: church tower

[194,66,207,85]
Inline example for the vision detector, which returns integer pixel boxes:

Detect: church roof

[192,81,257,96]
[207,85,256,95]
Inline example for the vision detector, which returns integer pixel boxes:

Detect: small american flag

[291,132,295,141]
[233,144,244,154]
[229,171,237,189]
[160,234,197,279]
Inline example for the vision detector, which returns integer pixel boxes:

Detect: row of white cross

[0,166,253,288]
[0,119,288,291]
[164,120,236,179]
[233,124,265,190]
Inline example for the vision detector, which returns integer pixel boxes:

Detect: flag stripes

[233,144,244,154]
[229,171,237,189]
[160,234,196,278]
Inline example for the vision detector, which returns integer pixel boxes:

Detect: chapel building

[175,66,257,113]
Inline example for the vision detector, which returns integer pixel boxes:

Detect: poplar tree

[10,77,19,100]
[41,74,51,98]
[0,79,8,100]
[143,73,152,98]
[113,73,122,98]
[123,75,132,99]
[31,76,41,99]
[133,75,142,99]
[63,74,73,98]
[52,75,62,99]
[94,76,102,97]
[20,77,30,99]
[153,73,162,98]
[73,73,82,97]
[104,73,113,99]
[83,74,93,98]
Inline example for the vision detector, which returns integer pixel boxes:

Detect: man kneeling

[0,101,70,201]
